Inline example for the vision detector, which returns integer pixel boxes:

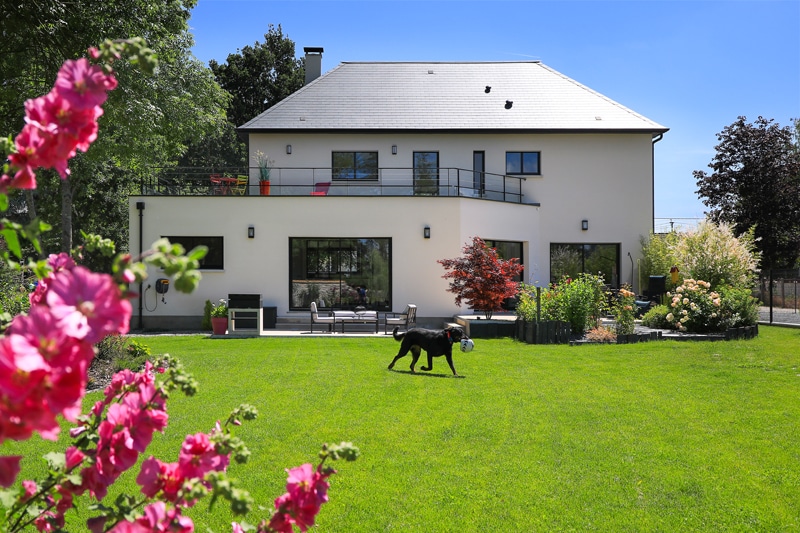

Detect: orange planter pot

[259,181,271,195]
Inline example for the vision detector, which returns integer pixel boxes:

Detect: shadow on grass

[388,369,465,379]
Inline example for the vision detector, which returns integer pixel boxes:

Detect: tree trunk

[61,177,73,253]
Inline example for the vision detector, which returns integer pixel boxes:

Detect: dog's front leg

[420,352,434,372]
[444,353,458,376]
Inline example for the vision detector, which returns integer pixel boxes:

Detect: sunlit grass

[6,327,800,531]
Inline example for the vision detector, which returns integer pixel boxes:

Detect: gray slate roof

[239,61,668,135]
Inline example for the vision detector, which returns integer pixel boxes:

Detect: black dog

[388,326,467,376]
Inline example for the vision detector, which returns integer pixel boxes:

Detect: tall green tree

[1,0,229,258]
[694,116,800,269]
[209,24,305,129]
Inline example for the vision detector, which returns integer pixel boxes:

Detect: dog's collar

[447,330,453,344]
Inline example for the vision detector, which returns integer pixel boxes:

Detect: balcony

[139,167,531,204]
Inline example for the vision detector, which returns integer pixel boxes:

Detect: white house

[129,48,667,330]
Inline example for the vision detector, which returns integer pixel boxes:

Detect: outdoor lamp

[581,219,589,231]
[424,226,431,239]
[286,144,292,154]
[248,225,255,239]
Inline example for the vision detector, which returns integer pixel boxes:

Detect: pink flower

[0,456,22,487]
[54,58,117,110]
[65,446,86,470]
[45,266,131,344]
[23,479,38,498]
[178,432,229,480]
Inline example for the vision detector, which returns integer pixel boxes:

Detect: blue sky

[188,0,799,228]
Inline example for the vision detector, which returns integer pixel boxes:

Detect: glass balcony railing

[139,167,530,204]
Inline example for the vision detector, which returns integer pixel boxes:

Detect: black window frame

[549,243,620,288]
[332,151,379,181]
[163,236,224,270]
[289,237,392,312]
[505,151,541,176]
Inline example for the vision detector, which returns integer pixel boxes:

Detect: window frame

[332,151,379,181]
[289,237,392,311]
[163,236,224,270]
[505,151,541,176]
[549,243,620,288]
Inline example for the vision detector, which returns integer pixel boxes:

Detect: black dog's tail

[392,327,406,342]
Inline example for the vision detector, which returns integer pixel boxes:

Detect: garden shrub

[663,278,761,333]
[515,282,539,322]
[641,304,671,329]
[611,287,636,335]
[202,299,213,330]
[665,279,725,333]
[95,334,152,371]
[673,221,760,289]
[717,285,760,328]
[585,326,616,343]
[541,273,607,335]
[640,231,681,291]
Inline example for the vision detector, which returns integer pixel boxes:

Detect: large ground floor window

[550,243,620,287]
[290,238,391,311]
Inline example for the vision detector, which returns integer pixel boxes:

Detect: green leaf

[44,451,66,471]
[0,226,22,259]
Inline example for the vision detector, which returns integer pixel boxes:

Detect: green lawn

[7,327,800,531]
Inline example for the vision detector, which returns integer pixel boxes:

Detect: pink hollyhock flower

[34,509,62,532]
[48,252,77,273]
[178,432,229,480]
[45,266,131,344]
[108,502,194,533]
[23,479,38,498]
[54,58,117,110]
[7,126,44,188]
[65,446,86,470]
[0,456,22,487]
[136,458,185,503]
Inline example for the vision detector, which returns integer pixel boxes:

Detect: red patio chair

[310,182,331,196]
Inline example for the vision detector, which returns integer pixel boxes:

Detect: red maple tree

[438,236,524,319]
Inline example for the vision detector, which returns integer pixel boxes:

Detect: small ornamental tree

[438,236,523,319]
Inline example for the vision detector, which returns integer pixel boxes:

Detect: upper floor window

[332,152,378,180]
[163,236,224,270]
[506,151,540,175]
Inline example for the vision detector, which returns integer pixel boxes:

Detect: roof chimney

[304,47,324,85]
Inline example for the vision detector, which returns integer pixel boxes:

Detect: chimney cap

[304,47,324,54]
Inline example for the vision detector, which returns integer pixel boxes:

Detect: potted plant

[253,150,273,196]
[210,298,228,335]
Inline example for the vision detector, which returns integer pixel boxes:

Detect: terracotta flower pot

[211,317,228,335]
[259,181,270,195]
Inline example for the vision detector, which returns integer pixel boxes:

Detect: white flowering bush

[672,220,760,289]
[665,279,725,333]
[667,278,726,333]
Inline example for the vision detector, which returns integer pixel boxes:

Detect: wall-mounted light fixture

[248,225,255,239]
[581,219,589,231]
[286,144,292,154]
[392,145,397,155]
[423,225,431,239]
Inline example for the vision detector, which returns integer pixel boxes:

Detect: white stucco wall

[129,196,540,328]
[129,131,655,328]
